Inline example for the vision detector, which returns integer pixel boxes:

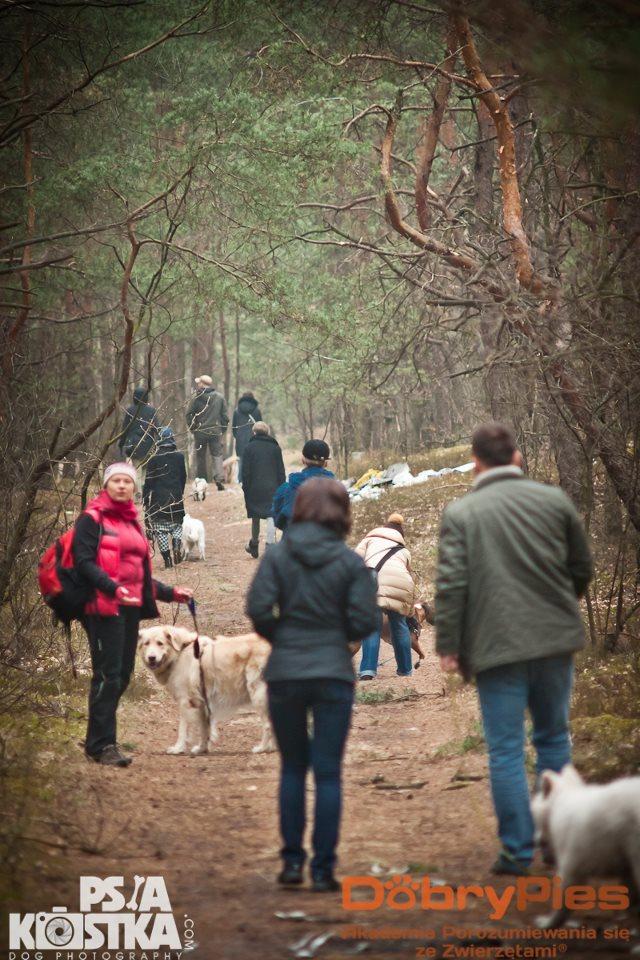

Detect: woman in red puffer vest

[73,462,193,767]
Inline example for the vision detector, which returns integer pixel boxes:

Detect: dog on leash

[192,477,208,501]
[182,513,205,560]
[379,601,433,665]
[531,764,640,926]
[138,625,274,755]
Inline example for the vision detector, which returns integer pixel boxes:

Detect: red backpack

[38,526,92,627]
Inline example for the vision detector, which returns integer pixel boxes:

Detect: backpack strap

[372,543,405,573]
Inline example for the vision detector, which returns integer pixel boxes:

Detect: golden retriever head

[137,625,196,672]
[414,601,435,626]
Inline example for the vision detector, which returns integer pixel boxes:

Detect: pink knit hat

[103,462,137,486]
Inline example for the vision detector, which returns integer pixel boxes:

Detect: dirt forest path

[31,484,637,959]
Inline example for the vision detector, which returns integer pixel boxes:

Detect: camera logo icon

[35,907,84,950]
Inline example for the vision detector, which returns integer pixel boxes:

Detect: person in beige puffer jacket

[355,513,417,679]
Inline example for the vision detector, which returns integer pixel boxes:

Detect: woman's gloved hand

[173,586,194,604]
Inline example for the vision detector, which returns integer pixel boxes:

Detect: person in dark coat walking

[143,427,187,568]
[232,391,262,482]
[242,421,286,558]
[119,386,160,483]
[246,477,379,892]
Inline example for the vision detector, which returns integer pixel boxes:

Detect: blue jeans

[359,609,412,677]
[268,679,354,878]
[476,654,573,866]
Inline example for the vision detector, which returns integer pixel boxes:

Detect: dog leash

[187,597,212,723]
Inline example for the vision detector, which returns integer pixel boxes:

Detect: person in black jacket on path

[119,386,160,483]
[242,421,285,558]
[246,477,379,892]
[232,391,262,482]
[143,427,187,568]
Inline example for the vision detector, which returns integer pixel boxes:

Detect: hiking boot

[215,481,225,491]
[245,541,259,559]
[490,850,530,877]
[278,863,304,886]
[161,550,173,569]
[311,874,340,893]
[88,745,132,768]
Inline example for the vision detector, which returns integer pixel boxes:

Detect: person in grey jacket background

[435,421,593,877]
[246,477,379,893]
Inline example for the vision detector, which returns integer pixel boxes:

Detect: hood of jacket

[285,521,346,568]
[238,395,259,414]
[249,433,278,445]
[288,465,334,491]
[365,526,405,546]
[158,438,177,451]
[133,386,149,403]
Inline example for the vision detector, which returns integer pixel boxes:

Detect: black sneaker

[88,745,132,768]
[278,863,304,886]
[245,542,259,559]
[490,851,530,877]
[311,875,340,893]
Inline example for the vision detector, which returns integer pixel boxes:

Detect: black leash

[185,597,211,722]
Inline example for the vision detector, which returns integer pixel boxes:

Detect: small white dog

[182,513,205,560]
[138,625,274,755]
[532,764,640,925]
[192,477,208,501]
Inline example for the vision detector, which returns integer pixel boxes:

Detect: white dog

[138,625,274,755]
[531,765,640,925]
[182,513,205,560]
[192,477,208,501]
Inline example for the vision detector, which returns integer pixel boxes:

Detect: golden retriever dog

[378,601,434,664]
[137,625,274,755]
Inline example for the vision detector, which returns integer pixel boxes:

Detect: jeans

[359,609,412,677]
[476,654,574,866]
[250,517,276,548]
[268,678,354,878]
[194,432,224,482]
[83,607,141,756]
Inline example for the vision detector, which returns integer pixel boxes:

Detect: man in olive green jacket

[435,422,592,876]
[186,375,229,489]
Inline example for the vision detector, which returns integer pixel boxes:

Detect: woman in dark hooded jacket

[232,391,262,480]
[119,386,160,482]
[242,421,286,558]
[143,427,187,568]
[246,477,379,893]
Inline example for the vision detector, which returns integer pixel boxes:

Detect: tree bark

[415,22,457,231]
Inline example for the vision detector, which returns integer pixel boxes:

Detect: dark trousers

[268,678,354,878]
[83,608,141,756]
[194,432,224,482]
